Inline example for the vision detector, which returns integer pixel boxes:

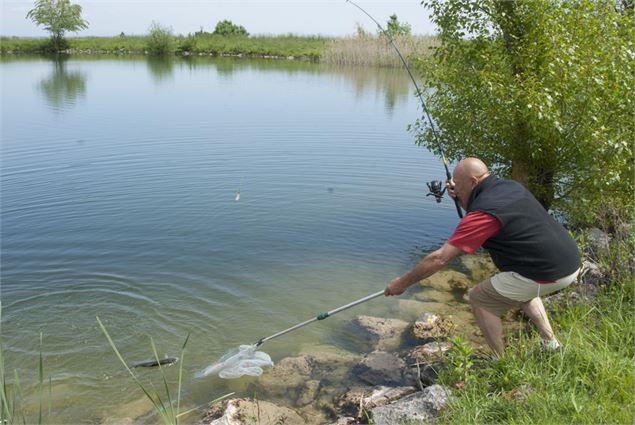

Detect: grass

[0,322,51,425]
[435,230,635,425]
[0,33,437,66]
[97,316,235,425]
[0,34,333,60]
[321,34,438,67]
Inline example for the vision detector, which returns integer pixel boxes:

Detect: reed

[97,317,233,425]
[321,34,438,68]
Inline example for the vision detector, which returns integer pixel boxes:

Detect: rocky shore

[197,229,612,425]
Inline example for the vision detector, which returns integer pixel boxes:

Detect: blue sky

[1,1,437,37]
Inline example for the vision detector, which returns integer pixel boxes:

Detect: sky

[1,0,437,37]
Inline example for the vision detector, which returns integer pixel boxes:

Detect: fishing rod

[346,0,463,219]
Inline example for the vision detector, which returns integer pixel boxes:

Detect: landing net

[196,344,273,379]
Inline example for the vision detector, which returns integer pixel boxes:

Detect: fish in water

[131,356,179,368]
[235,191,241,202]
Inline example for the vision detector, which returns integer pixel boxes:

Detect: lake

[1,55,464,423]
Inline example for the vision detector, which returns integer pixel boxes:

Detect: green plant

[97,317,233,424]
[213,20,249,37]
[146,21,175,56]
[415,0,634,219]
[0,324,51,425]
[385,14,411,37]
[26,0,88,52]
[441,335,476,386]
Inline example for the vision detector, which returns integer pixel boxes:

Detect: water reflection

[146,56,175,82]
[38,57,87,111]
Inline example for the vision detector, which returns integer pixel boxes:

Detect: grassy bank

[0,34,332,60]
[436,229,634,424]
[0,34,436,66]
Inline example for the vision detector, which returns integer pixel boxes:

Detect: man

[385,157,580,355]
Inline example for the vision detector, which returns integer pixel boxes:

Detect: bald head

[451,157,490,209]
[454,157,489,180]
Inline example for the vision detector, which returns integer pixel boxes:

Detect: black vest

[467,175,580,280]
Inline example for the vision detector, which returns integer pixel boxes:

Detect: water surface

[1,55,463,423]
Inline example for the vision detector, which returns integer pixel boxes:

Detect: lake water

[1,55,465,423]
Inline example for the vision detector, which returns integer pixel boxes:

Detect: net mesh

[196,344,274,379]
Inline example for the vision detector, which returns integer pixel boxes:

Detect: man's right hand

[446,178,457,199]
[384,276,408,296]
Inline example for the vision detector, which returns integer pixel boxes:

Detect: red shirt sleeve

[447,211,501,253]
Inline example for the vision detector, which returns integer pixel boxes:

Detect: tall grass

[435,228,635,425]
[97,317,233,425]
[321,34,438,68]
[0,316,51,425]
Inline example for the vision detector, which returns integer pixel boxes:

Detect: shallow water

[1,55,472,424]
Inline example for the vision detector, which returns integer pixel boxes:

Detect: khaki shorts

[469,269,580,317]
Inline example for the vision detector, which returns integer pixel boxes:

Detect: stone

[351,351,406,386]
[419,270,472,292]
[412,288,456,304]
[369,384,451,425]
[350,315,409,351]
[580,260,606,286]
[460,254,498,283]
[200,398,305,425]
[252,351,360,402]
[334,385,418,418]
[413,313,456,340]
[586,228,611,257]
[407,361,446,387]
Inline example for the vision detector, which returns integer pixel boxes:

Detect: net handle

[255,289,385,347]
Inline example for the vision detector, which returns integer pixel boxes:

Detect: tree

[26,0,88,51]
[212,20,249,37]
[386,14,412,37]
[415,0,633,222]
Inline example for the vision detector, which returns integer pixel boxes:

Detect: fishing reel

[426,180,446,203]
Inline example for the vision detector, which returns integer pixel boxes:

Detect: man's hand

[384,276,409,296]
[446,178,457,199]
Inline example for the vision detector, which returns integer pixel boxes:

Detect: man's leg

[470,300,504,355]
[522,297,555,341]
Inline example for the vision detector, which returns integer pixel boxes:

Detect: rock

[407,361,446,387]
[351,351,407,386]
[252,351,360,404]
[350,315,409,351]
[412,341,453,359]
[413,313,456,340]
[295,379,321,407]
[369,384,451,425]
[586,228,610,257]
[396,299,441,321]
[460,254,498,283]
[200,398,304,425]
[420,270,472,292]
[334,385,418,417]
[412,288,456,304]
[580,260,606,286]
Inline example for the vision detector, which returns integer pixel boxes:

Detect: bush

[212,20,249,37]
[146,21,175,56]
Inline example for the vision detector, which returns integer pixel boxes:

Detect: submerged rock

[351,351,407,386]
[460,254,498,283]
[200,398,304,425]
[419,270,472,292]
[251,351,361,404]
[350,315,409,351]
[369,384,451,425]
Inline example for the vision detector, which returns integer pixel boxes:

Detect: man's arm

[384,243,463,296]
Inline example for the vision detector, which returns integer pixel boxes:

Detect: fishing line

[346,0,463,218]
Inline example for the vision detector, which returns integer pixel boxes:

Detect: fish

[235,191,241,201]
[131,356,179,368]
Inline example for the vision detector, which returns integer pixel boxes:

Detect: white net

[196,344,274,379]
